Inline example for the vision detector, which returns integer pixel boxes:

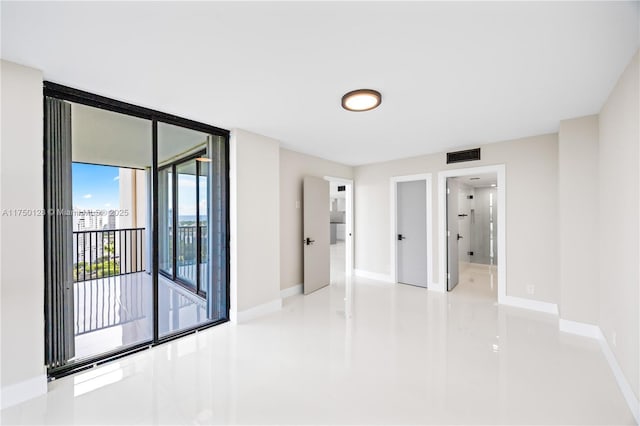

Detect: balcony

[72,228,206,360]
[160,225,209,294]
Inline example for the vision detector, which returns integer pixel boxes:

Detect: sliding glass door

[159,168,173,276]
[43,82,229,378]
[176,159,198,289]
[159,155,208,295]
[157,122,227,338]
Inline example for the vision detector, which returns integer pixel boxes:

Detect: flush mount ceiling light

[341,89,382,112]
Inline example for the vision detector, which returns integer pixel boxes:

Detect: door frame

[437,165,506,302]
[390,174,433,288]
[324,176,354,276]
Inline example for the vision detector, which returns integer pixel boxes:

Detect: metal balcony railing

[175,225,208,284]
[74,275,146,336]
[71,226,206,338]
[73,228,146,283]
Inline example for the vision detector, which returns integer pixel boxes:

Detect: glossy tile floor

[3,265,634,424]
[330,240,346,284]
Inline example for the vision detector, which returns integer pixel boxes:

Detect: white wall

[118,168,147,228]
[279,148,353,290]
[558,115,599,325]
[354,134,559,303]
[598,51,639,400]
[0,60,47,408]
[230,129,281,316]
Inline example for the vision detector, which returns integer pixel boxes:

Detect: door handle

[304,237,315,246]
[457,234,463,241]
[397,234,406,241]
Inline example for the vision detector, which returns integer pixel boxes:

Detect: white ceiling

[453,172,497,188]
[72,103,151,169]
[2,2,638,166]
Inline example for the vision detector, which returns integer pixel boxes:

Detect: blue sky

[176,174,206,217]
[72,163,120,210]
[72,162,204,215]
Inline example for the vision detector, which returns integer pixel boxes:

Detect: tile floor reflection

[330,240,346,284]
[3,268,634,424]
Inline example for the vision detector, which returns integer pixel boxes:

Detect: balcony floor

[73,272,207,360]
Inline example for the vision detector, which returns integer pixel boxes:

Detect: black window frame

[43,82,231,379]
[158,150,209,298]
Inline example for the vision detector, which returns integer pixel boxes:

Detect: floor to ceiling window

[43,83,229,378]
[157,122,227,338]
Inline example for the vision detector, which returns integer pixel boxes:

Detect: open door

[303,176,330,294]
[447,178,460,291]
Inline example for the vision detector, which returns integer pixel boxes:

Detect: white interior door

[303,176,330,295]
[397,180,428,287]
[447,178,460,291]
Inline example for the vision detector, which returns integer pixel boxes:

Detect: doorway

[328,180,348,284]
[71,161,151,361]
[438,165,505,302]
[325,176,354,283]
[390,174,433,288]
[302,176,353,294]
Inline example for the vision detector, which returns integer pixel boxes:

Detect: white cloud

[113,176,120,181]
[83,194,92,199]
[104,203,111,207]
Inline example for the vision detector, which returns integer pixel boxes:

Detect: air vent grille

[337,185,346,192]
[447,148,481,164]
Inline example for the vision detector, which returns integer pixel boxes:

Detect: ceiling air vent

[447,148,481,164]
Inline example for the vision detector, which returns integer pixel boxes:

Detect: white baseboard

[501,295,559,315]
[229,298,282,324]
[558,318,601,339]
[558,319,639,424]
[598,331,640,424]
[1,374,47,409]
[354,269,394,283]
[281,284,302,299]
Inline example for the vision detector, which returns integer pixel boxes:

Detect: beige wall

[0,60,47,406]
[230,129,281,312]
[598,50,639,399]
[118,168,148,272]
[558,115,599,324]
[354,134,559,303]
[279,148,353,290]
[118,168,148,228]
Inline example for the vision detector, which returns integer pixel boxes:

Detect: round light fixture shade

[341,89,382,112]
